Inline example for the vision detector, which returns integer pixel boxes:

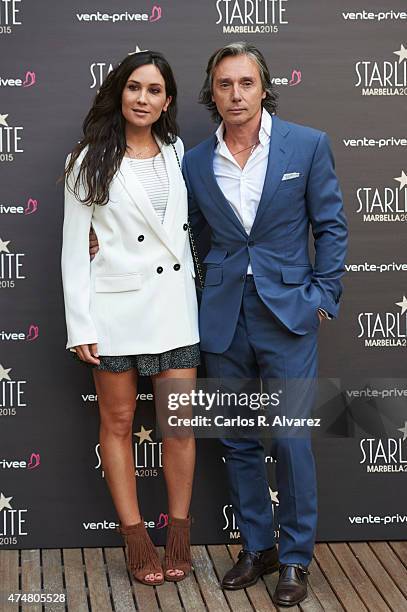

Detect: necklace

[126,141,158,159]
[230,140,260,157]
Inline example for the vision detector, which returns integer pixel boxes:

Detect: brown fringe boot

[117,520,164,586]
[163,516,193,582]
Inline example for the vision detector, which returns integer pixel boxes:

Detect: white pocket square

[282,172,301,181]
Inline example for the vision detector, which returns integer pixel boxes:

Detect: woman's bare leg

[93,367,162,582]
[153,367,197,577]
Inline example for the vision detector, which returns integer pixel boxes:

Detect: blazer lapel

[116,150,178,258]
[250,116,292,235]
[198,136,248,236]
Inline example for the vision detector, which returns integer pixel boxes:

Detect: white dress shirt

[213,108,271,274]
[212,109,331,319]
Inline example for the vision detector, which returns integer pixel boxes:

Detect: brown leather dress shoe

[272,563,309,606]
[221,547,279,590]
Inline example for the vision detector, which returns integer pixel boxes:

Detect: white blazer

[61,137,199,355]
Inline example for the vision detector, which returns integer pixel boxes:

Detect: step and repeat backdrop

[1,0,407,549]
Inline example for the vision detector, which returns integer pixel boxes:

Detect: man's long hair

[199,41,278,123]
[64,51,179,206]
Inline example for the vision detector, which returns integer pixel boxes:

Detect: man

[182,42,347,606]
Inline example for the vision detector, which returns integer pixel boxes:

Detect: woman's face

[121,63,171,130]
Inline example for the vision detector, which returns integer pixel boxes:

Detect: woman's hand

[89,227,99,261]
[75,343,100,365]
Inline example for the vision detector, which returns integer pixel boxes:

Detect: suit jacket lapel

[250,116,292,235]
[199,136,248,236]
[116,148,178,259]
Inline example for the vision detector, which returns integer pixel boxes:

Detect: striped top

[125,152,169,223]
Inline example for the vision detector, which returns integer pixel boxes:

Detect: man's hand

[75,343,100,365]
[318,311,324,323]
[89,227,99,261]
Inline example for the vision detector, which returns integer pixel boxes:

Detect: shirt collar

[215,107,272,147]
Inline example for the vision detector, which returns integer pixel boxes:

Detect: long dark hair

[199,42,278,123]
[65,51,178,206]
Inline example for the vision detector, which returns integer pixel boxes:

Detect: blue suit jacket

[183,114,348,353]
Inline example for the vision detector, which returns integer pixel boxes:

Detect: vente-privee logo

[0,197,38,216]
[76,5,161,24]
[0,71,35,88]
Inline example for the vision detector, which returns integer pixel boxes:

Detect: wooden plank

[129,571,160,612]
[42,549,65,612]
[63,548,89,612]
[298,584,325,612]
[207,544,253,612]
[0,550,19,612]
[229,544,281,612]
[349,542,407,611]
[84,547,112,612]
[21,549,41,612]
[176,565,207,612]
[154,547,183,612]
[105,547,136,612]
[329,543,390,612]
[369,542,407,599]
[389,541,407,568]
[307,558,343,612]
[314,543,367,612]
[191,545,230,612]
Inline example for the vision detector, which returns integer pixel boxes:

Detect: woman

[61,51,199,586]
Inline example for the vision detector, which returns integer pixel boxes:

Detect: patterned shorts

[72,343,200,376]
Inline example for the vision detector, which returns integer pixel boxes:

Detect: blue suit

[183,114,348,565]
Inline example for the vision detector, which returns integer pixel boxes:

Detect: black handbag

[171,143,204,302]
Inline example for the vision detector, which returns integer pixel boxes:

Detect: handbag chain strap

[171,143,204,289]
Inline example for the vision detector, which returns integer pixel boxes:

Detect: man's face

[211,54,266,126]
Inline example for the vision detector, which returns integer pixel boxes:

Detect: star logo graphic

[135,425,153,444]
[128,46,148,55]
[0,365,12,381]
[394,44,407,63]
[0,238,10,253]
[0,113,9,127]
[0,493,13,512]
[398,422,407,442]
[396,296,407,315]
[394,171,407,190]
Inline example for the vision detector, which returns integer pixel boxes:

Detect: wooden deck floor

[1,542,407,611]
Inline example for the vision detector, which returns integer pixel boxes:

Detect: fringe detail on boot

[164,516,192,581]
[118,520,163,584]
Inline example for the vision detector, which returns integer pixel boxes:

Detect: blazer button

[183,223,188,231]
[173,264,181,271]
[157,266,163,274]
[248,240,254,246]
[138,235,144,242]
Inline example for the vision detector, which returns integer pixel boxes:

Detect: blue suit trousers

[203,276,318,566]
